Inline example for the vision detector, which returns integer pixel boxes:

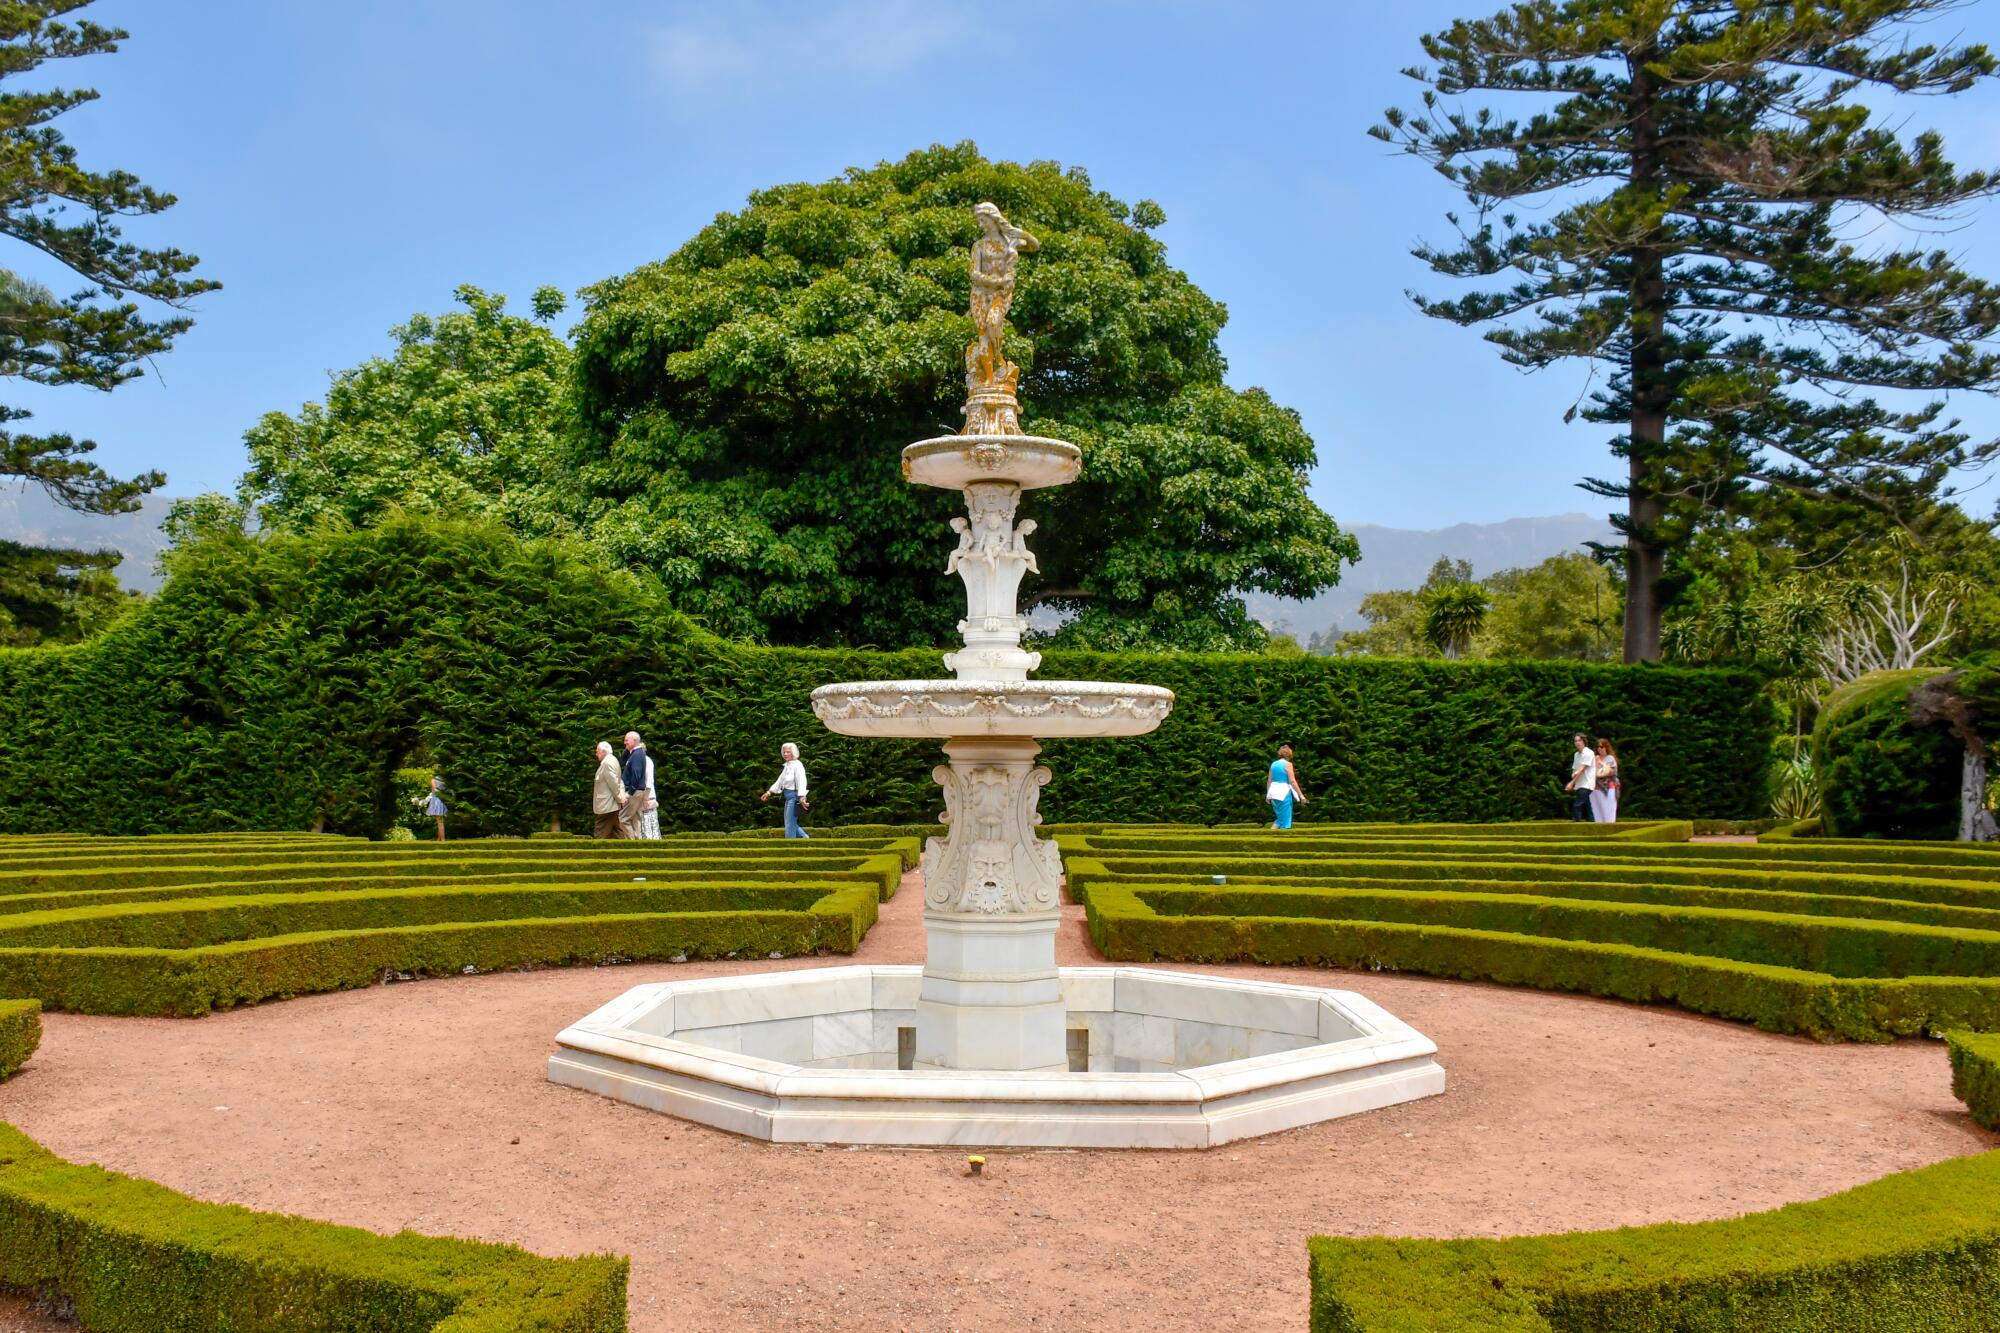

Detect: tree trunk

[1622,43,1668,663]
[1962,747,1997,842]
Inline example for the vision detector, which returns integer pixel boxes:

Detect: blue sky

[10,0,2000,530]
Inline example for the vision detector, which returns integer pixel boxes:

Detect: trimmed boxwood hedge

[0,890,877,1017]
[1066,824,2000,1040]
[0,835,892,1015]
[1081,880,2000,1040]
[0,1000,37,1079]
[0,1122,627,1331]
[1308,1148,2000,1333]
[0,518,1775,836]
[1950,1030,2000,1130]
[0,847,911,900]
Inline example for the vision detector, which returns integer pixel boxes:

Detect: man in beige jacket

[591,741,626,838]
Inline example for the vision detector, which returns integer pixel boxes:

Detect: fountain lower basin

[812,679,1175,738]
[548,965,1446,1148]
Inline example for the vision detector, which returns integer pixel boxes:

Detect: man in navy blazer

[619,731,652,838]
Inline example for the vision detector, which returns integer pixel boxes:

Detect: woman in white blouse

[761,742,811,838]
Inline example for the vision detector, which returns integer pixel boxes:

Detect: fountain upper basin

[902,434,1081,491]
[811,679,1174,739]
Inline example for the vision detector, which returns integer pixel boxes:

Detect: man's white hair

[624,731,641,744]
[596,741,612,756]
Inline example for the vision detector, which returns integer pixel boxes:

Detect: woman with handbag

[1266,744,1308,830]
[1590,738,1620,823]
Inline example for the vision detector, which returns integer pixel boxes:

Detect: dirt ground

[1,868,1991,1331]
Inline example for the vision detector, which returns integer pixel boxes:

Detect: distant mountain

[0,486,176,593]
[1244,513,1618,643]
[0,489,1616,629]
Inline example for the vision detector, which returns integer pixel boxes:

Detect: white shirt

[769,758,808,798]
[1570,748,1596,791]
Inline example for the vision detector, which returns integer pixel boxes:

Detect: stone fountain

[547,205,1444,1146]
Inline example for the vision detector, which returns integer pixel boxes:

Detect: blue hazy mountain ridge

[1240,513,1617,643]
[0,486,1613,634]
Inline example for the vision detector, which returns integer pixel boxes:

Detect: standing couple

[1565,734,1621,822]
[591,732,660,839]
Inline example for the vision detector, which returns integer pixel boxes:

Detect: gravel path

[1,868,1991,1331]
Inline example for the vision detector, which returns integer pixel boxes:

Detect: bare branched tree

[1816,560,1961,687]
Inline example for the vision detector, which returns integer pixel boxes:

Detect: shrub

[0,518,1777,836]
[0,1121,628,1331]
[394,767,435,836]
[1308,1149,2000,1333]
[1815,669,1964,839]
[1949,1030,2000,1130]
[0,999,38,1078]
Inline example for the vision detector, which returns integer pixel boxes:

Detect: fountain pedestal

[913,736,1065,1070]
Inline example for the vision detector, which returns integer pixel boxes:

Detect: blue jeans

[1270,794,1294,830]
[783,790,809,839]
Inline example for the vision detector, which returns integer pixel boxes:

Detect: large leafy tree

[567,142,1356,649]
[0,3,214,620]
[240,285,570,534]
[1376,0,2000,661]
[1481,551,1621,659]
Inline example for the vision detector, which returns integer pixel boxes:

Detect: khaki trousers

[593,811,624,839]
[618,790,648,838]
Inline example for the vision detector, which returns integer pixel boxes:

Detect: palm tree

[1423,582,1490,661]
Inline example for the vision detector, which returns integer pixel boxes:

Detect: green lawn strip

[717,823,944,841]
[0,849,904,897]
[0,881,871,950]
[1073,852,2000,910]
[1307,1149,2000,1333]
[0,1000,38,1079]
[0,834,922,875]
[0,887,877,1016]
[1949,1031,2000,1130]
[1241,820,1686,837]
[1070,832,2000,877]
[0,1121,627,1331]
[0,861,904,918]
[1081,869,2000,932]
[0,841,900,871]
[1117,882,2000,979]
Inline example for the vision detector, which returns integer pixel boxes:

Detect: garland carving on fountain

[962,202,1038,438]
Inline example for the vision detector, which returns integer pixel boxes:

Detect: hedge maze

[1061,821,2000,1041]
[0,832,913,1016]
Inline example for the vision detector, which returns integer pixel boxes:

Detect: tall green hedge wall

[0,519,1775,835]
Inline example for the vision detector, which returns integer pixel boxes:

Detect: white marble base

[915,913,1066,1071]
[548,966,1446,1149]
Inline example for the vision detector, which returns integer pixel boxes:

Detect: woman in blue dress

[1266,744,1308,829]
[424,774,447,842]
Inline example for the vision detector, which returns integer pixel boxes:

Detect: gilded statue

[962,202,1038,436]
